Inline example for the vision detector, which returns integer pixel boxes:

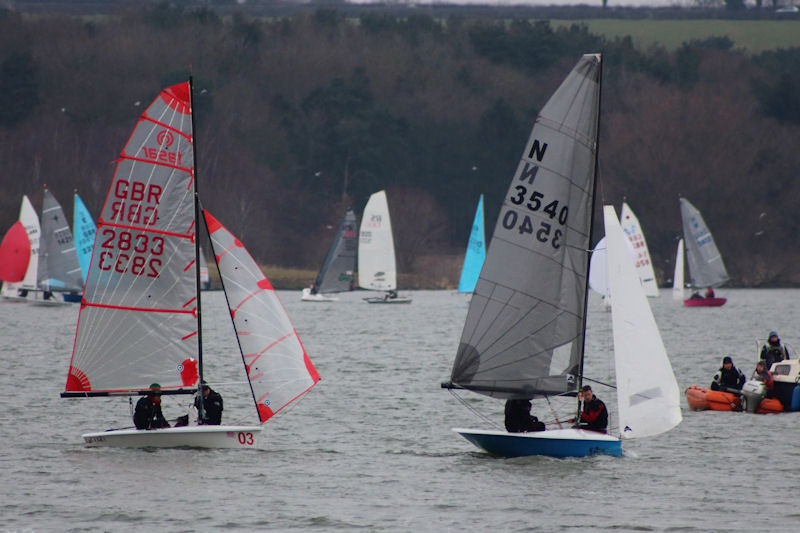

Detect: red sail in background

[0,221,31,282]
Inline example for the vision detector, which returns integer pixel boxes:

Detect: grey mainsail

[38,189,84,292]
[679,198,729,289]
[314,209,357,293]
[450,54,602,399]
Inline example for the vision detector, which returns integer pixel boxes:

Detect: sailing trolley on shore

[61,80,320,448]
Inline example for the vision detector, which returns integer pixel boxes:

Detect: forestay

[457,195,486,293]
[204,211,320,422]
[450,54,601,399]
[66,83,199,393]
[680,198,729,288]
[315,209,357,293]
[620,202,659,297]
[605,206,681,438]
[73,193,97,284]
[38,189,83,292]
[358,190,397,292]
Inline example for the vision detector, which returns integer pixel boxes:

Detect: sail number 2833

[505,185,568,248]
[97,228,163,277]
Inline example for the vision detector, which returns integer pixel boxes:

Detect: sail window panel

[71,306,198,391]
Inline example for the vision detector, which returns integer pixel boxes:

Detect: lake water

[2,288,799,532]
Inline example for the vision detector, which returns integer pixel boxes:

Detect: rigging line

[448,389,503,431]
[545,396,564,429]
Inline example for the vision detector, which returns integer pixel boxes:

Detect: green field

[550,19,800,54]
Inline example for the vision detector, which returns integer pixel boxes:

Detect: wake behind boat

[441,54,681,459]
[61,80,320,448]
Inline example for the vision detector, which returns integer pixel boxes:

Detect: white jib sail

[604,205,681,440]
[1,195,40,297]
[672,239,685,301]
[619,202,659,297]
[358,190,397,291]
[588,236,609,300]
[204,211,320,423]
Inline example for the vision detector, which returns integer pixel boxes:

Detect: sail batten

[450,54,601,399]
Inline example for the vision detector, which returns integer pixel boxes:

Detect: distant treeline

[1,4,799,286]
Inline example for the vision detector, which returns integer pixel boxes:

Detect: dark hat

[757,360,766,367]
[201,380,210,391]
[149,382,161,389]
[769,331,779,339]
[722,356,733,364]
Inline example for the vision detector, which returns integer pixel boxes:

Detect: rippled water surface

[2,288,799,532]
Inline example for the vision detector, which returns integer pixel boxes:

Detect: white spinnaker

[1,196,40,297]
[619,202,659,297]
[358,190,397,291]
[672,239,685,301]
[605,206,681,439]
[67,83,198,393]
[205,211,320,423]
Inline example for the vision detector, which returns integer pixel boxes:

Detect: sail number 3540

[505,186,568,248]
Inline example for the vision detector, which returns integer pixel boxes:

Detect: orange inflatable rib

[685,385,741,411]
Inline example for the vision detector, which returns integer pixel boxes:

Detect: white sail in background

[1,196,40,299]
[66,83,198,393]
[588,236,609,300]
[672,239,685,301]
[620,202,659,297]
[358,190,397,292]
[205,211,320,422]
[605,206,682,439]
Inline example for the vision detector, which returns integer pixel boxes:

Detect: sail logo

[156,130,174,148]
[141,130,182,166]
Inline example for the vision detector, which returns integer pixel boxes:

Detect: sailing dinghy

[302,209,357,302]
[679,198,729,307]
[358,190,411,303]
[1,196,41,303]
[672,238,685,301]
[457,195,486,293]
[0,221,31,285]
[620,202,659,297]
[73,193,96,285]
[62,80,320,448]
[37,188,84,305]
[442,54,681,459]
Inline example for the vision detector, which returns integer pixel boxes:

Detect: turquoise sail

[457,195,486,293]
[73,193,96,284]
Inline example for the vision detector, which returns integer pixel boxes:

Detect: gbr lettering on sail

[96,179,165,278]
[501,139,569,249]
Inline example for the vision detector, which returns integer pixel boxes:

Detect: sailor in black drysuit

[133,383,170,430]
[195,381,224,425]
[504,399,546,432]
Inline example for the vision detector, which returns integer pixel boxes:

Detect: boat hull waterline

[363,296,412,304]
[683,297,726,307]
[300,288,338,302]
[453,428,622,458]
[82,425,263,449]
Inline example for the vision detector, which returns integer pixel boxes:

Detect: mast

[189,76,205,401]
[576,53,603,414]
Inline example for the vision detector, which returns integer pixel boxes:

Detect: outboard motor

[741,380,766,413]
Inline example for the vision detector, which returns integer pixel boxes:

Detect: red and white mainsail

[0,221,31,283]
[66,83,199,393]
[204,211,320,422]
